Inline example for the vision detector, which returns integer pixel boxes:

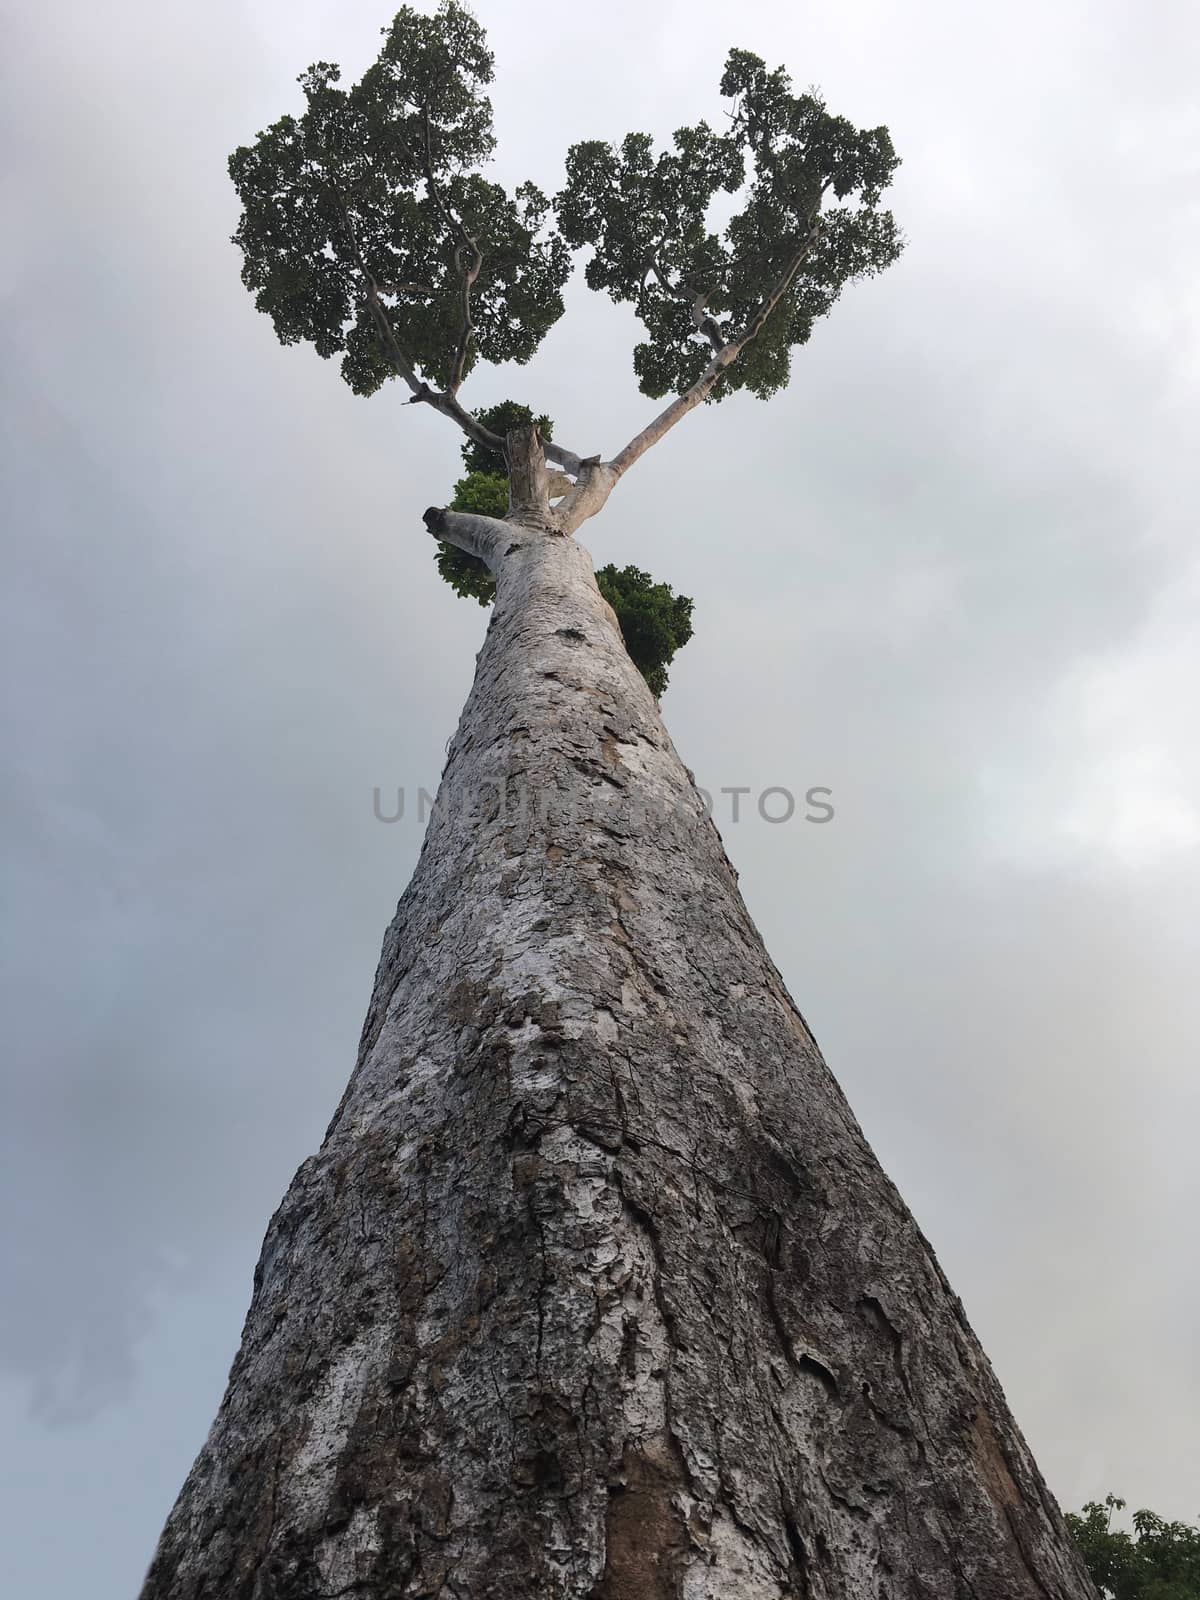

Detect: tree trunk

[141,513,1097,1599]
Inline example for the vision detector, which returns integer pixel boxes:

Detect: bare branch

[363,277,428,398]
[734,227,821,351]
[406,378,585,478]
[554,457,619,536]
[543,440,585,478]
[689,287,725,354]
[416,383,504,455]
[323,170,429,400]
[409,380,585,480]
[650,255,724,354]
[448,243,483,394]
[422,506,515,572]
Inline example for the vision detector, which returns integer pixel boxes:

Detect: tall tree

[1068,1497,1200,1599]
[142,6,1097,1597]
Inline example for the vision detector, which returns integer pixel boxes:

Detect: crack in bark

[861,1294,916,1409]
[797,1352,841,1400]
[612,1174,678,1350]
[782,1507,812,1599]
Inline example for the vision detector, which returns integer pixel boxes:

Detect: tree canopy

[228,2,902,456]
[228,5,569,399]
[227,0,904,666]
[556,48,901,402]
[1068,1497,1200,1600]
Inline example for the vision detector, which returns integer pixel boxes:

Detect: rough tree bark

[141,433,1097,1600]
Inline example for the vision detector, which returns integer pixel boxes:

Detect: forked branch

[337,154,822,541]
[380,213,821,542]
[649,256,725,354]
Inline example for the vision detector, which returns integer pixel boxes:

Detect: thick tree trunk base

[141,529,1096,1600]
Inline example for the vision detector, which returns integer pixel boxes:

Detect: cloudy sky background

[2,0,1198,1592]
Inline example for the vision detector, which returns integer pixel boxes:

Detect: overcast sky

[2,0,1198,1593]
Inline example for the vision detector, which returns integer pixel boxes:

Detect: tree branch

[363,277,428,397]
[420,105,482,395]
[326,161,587,482]
[325,171,431,401]
[542,440,585,477]
[609,219,823,481]
[690,287,725,354]
[649,256,724,353]
[554,457,619,536]
[408,374,585,479]
[422,506,515,572]
[449,242,483,394]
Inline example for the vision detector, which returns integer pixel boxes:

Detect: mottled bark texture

[142,452,1097,1599]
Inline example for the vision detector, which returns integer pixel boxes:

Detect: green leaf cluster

[555,49,902,401]
[594,564,694,697]
[1068,1497,1200,1600]
[227,2,570,396]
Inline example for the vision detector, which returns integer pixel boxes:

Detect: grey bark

[141,437,1097,1599]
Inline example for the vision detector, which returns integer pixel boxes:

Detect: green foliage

[227,2,570,396]
[556,125,742,400]
[1068,1496,1200,1599]
[458,398,553,475]
[555,50,902,401]
[450,469,509,519]
[231,10,902,425]
[230,16,895,687]
[595,564,694,696]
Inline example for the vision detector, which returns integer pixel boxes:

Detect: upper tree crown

[228,2,903,426]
